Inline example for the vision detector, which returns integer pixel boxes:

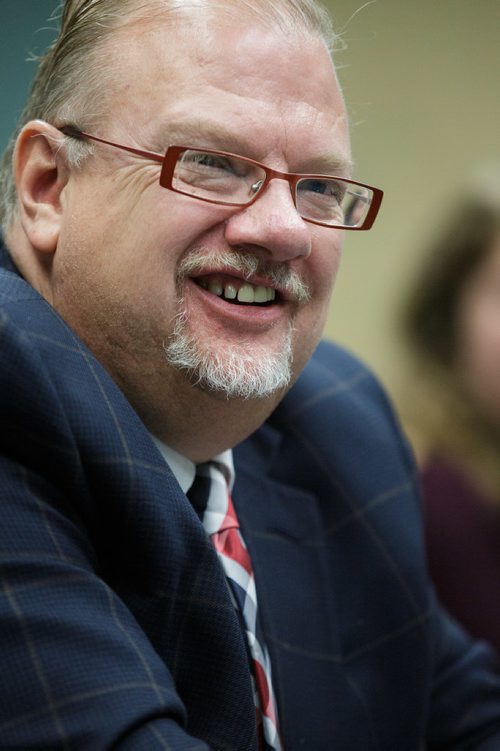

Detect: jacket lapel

[233,424,348,745]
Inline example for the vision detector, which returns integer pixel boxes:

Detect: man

[0,0,499,748]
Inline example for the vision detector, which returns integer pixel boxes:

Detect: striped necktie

[189,461,282,751]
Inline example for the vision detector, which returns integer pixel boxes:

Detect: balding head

[0,0,336,230]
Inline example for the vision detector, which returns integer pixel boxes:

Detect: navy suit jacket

[1,241,500,750]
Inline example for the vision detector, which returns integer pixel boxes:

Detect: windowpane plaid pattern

[189,462,282,751]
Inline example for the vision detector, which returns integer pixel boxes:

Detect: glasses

[58,125,383,230]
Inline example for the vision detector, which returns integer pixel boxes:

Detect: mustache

[177,247,311,303]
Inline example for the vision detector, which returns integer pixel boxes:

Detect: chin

[164,316,295,401]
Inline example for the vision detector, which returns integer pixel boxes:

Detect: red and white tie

[191,461,282,751]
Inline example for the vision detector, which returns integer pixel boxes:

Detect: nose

[223,179,312,262]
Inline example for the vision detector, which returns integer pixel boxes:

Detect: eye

[304,180,330,195]
[183,151,236,174]
[172,149,265,201]
[298,177,346,205]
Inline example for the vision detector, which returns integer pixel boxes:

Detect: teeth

[231,282,276,303]
[208,280,223,296]
[237,283,255,303]
[224,283,237,300]
[200,277,276,304]
[254,286,268,303]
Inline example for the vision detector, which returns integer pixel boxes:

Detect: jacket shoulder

[283,338,401,435]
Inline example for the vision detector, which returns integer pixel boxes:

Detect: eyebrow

[300,153,354,178]
[151,119,354,177]
[152,120,251,155]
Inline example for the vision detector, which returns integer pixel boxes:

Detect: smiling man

[0,1,499,749]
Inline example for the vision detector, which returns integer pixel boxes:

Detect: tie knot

[191,461,239,535]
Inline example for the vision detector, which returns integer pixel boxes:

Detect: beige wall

[322,0,499,395]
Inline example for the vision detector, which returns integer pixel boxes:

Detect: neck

[4,224,55,303]
[125,371,286,462]
[151,389,284,463]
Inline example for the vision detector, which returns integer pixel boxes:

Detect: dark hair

[398,178,500,494]
[403,196,500,368]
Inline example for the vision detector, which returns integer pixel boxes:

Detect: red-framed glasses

[58,125,383,230]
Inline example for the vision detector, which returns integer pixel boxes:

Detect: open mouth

[193,274,278,306]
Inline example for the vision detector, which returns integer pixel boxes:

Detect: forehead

[108,7,350,169]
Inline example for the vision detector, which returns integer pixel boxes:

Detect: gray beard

[163,246,308,399]
[164,307,293,400]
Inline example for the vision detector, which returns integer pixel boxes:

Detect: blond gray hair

[0,0,336,230]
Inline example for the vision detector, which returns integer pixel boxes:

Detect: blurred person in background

[401,168,500,653]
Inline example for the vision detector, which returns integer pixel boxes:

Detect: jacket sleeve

[426,599,500,750]
[370,355,500,749]
[369,354,500,749]
[0,303,213,750]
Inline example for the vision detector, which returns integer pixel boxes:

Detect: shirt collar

[152,436,234,493]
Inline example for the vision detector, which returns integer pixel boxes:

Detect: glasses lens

[172,149,266,205]
[296,178,373,227]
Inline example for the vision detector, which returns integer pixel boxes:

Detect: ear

[13,120,70,255]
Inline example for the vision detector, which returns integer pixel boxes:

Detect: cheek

[463,297,500,362]
[308,236,343,312]
[459,301,500,412]
[292,240,342,363]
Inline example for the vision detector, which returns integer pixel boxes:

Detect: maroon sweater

[422,456,500,654]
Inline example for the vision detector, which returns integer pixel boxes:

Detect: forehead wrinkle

[115,13,350,173]
[150,116,352,177]
[278,106,352,176]
[150,119,252,153]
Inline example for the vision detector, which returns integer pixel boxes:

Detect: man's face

[51,8,350,423]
